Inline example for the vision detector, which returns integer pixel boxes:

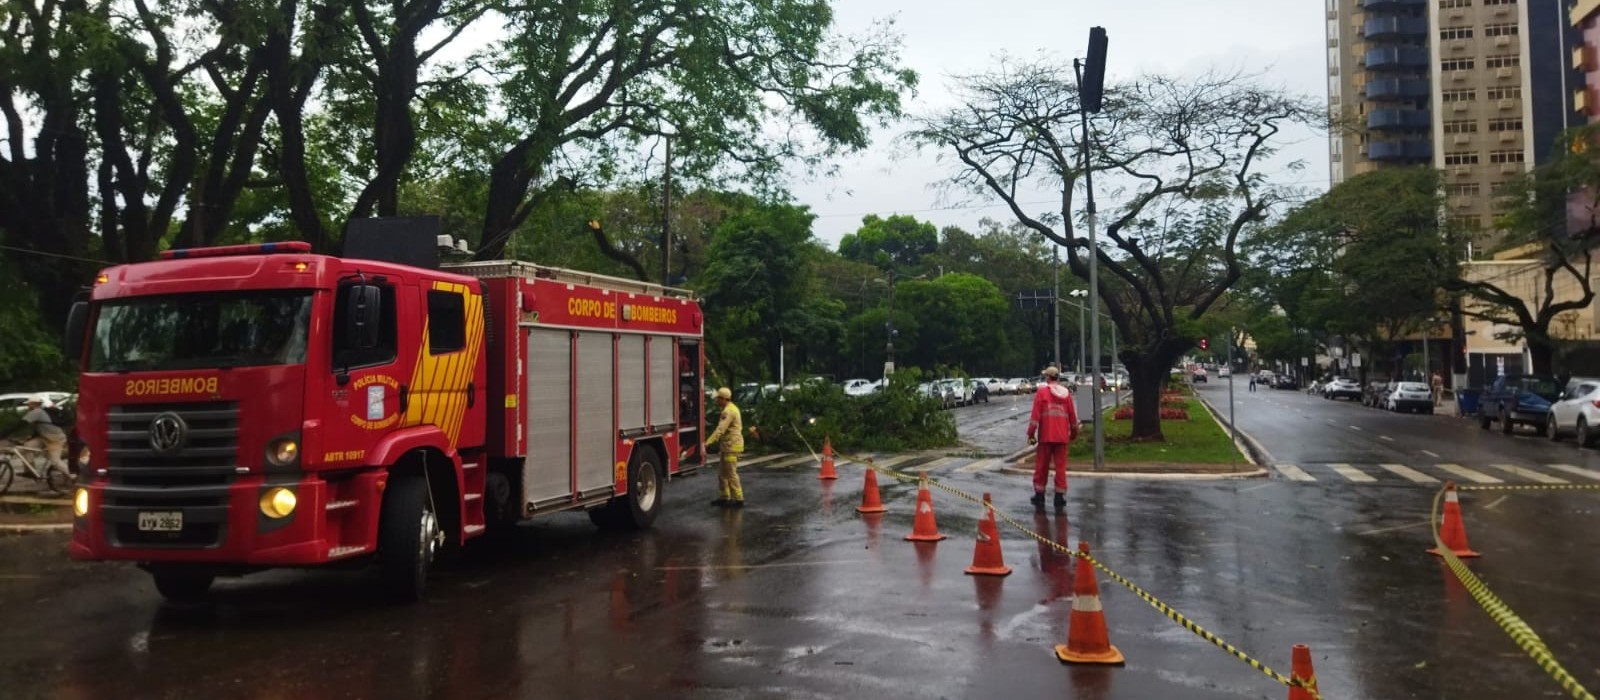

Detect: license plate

[137,511,183,532]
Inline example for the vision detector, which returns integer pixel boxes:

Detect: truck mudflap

[69,470,386,566]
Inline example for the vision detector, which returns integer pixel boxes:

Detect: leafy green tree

[893,273,1011,373]
[838,213,938,270]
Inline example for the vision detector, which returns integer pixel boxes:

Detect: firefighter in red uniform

[1026,366,1079,510]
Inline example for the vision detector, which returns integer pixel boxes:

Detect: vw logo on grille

[148,412,188,454]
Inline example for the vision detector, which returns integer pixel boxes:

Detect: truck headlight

[267,439,299,467]
[73,488,89,517]
[259,487,297,519]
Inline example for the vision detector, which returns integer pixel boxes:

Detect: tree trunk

[1528,337,1555,375]
[1125,350,1182,442]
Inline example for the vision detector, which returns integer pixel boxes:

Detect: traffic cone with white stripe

[1287,644,1318,700]
[856,467,888,514]
[818,436,839,480]
[1055,540,1125,665]
[964,492,1012,576]
[904,474,947,542]
[1427,481,1480,559]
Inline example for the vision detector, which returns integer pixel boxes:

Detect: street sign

[1352,352,1362,368]
[884,361,895,376]
[1496,357,1505,376]
[1301,357,1309,366]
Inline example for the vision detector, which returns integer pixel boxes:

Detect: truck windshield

[89,290,313,372]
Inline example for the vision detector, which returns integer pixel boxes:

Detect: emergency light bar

[158,241,313,260]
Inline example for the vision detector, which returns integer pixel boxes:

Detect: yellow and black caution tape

[1459,483,1600,493]
[806,440,1325,700]
[1430,487,1597,700]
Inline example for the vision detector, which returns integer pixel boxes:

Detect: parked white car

[0,392,72,412]
[841,378,876,397]
[1547,376,1600,446]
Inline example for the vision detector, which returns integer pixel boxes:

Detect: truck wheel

[151,569,213,602]
[590,447,663,531]
[378,475,441,602]
[1500,407,1513,435]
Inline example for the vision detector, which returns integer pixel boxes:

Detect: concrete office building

[1325,0,1580,255]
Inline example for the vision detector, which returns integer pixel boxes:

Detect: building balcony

[1365,77,1430,101]
[1361,0,1424,8]
[1363,17,1428,39]
[1368,109,1432,131]
[1365,47,1430,72]
[1368,139,1432,162]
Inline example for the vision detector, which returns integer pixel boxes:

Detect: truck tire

[590,447,663,531]
[378,475,441,602]
[151,569,213,602]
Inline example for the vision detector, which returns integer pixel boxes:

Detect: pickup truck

[1478,374,1560,435]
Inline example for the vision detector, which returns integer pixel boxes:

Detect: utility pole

[1076,26,1109,471]
[1053,245,1061,368]
[661,135,672,287]
[1078,298,1086,377]
[1421,321,1430,381]
[885,269,897,379]
[1228,328,1237,444]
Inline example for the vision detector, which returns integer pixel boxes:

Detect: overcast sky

[793,0,1332,248]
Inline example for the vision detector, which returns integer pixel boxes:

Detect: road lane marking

[1358,520,1430,536]
[1329,463,1377,482]
[1484,495,1509,511]
[766,454,819,469]
[1379,463,1438,483]
[956,458,1000,473]
[870,454,920,470]
[910,457,959,472]
[1434,463,1503,484]
[656,559,871,571]
[738,453,793,468]
[1349,425,1362,431]
[1421,450,1440,458]
[1487,464,1569,484]
[1275,464,1316,481]
[1238,482,1273,493]
[1542,464,1600,482]
[1379,435,1395,442]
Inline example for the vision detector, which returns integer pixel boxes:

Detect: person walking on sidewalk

[1248,374,1257,392]
[705,387,745,507]
[1027,366,1079,510]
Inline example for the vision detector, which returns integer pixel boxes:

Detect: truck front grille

[102,402,238,548]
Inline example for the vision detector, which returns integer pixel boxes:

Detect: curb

[1192,391,1270,467]
[999,465,1268,480]
[1,523,72,534]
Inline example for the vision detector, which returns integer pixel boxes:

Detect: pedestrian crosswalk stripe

[1487,464,1568,484]
[739,453,792,468]
[910,457,958,472]
[957,458,1000,473]
[871,454,920,470]
[1329,463,1377,482]
[1543,464,1600,482]
[1379,463,1438,483]
[766,454,818,469]
[1275,464,1316,481]
[1434,463,1504,484]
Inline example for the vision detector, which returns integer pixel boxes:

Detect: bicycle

[0,443,75,496]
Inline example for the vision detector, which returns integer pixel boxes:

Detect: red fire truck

[64,231,707,601]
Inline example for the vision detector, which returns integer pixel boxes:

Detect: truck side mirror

[64,301,89,363]
[346,284,383,350]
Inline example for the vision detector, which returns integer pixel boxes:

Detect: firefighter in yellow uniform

[706,387,745,507]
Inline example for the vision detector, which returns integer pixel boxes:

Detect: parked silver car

[1546,376,1600,446]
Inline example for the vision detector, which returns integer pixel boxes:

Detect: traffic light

[1081,27,1109,113]
[1199,338,1209,351]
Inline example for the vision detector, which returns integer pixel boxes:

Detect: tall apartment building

[1325,0,1581,254]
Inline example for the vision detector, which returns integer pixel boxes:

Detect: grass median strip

[1066,396,1246,466]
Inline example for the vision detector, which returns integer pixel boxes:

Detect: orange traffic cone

[856,467,888,514]
[1427,481,1480,558]
[904,474,947,542]
[1055,541,1125,665]
[1287,644,1318,700]
[819,436,839,480]
[965,493,1012,576]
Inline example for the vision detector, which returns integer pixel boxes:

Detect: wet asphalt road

[955,387,1125,456]
[3,399,1598,699]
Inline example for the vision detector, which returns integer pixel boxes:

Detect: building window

[1440,28,1475,40]
[1488,118,1523,132]
[1483,24,1518,37]
[1444,152,1480,165]
[1441,59,1476,71]
[1448,183,1482,197]
[1489,150,1525,163]
[1442,89,1477,102]
[1485,55,1520,69]
[1485,87,1522,100]
[1439,0,1472,7]
[1443,120,1478,134]
[1448,215,1479,230]
[1482,0,1515,5]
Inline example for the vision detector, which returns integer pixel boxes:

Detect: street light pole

[1075,56,1105,472]
[1421,321,1430,382]
[885,269,896,380]
[1078,297,1086,377]
[1053,246,1061,369]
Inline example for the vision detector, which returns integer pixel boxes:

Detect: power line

[0,244,105,266]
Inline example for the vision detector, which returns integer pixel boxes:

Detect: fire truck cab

[66,228,705,601]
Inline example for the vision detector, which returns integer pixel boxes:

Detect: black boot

[1054,492,1067,510]
[710,498,729,507]
[1030,492,1045,510]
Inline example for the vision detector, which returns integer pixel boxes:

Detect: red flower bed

[1113,407,1191,421]
[1160,396,1187,406]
